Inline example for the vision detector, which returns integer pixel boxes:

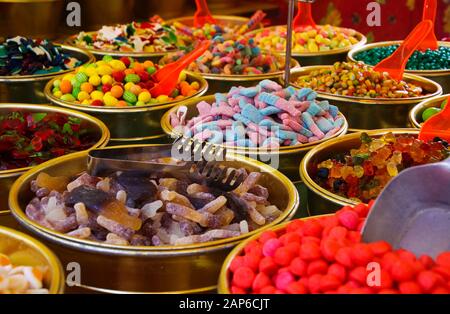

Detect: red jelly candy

[437,252,450,268]
[286,281,308,294]
[353,203,370,218]
[381,252,400,272]
[286,220,304,232]
[230,256,245,272]
[102,84,112,93]
[347,231,362,243]
[336,247,354,268]
[300,242,321,261]
[283,232,301,244]
[368,241,392,256]
[233,267,255,289]
[252,272,272,292]
[231,286,246,294]
[319,274,341,292]
[308,274,323,294]
[259,230,277,244]
[337,210,359,230]
[349,266,368,285]
[303,220,323,238]
[431,286,450,294]
[120,57,131,67]
[301,236,321,246]
[258,286,276,294]
[321,238,341,262]
[289,257,307,277]
[328,263,347,283]
[91,100,104,106]
[275,271,295,291]
[244,240,260,254]
[259,257,278,275]
[397,249,417,263]
[390,260,416,282]
[379,270,393,289]
[112,71,125,83]
[328,226,348,240]
[419,255,435,269]
[417,270,441,292]
[399,281,422,294]
[274,247,294,266]
[244,253,261,271]
[285,242,301,256]
[350,243,374,267]
[262,238,282,257]
[433,266,450,280]
[307,260,329,276]
[378,289,399,294]
[319,216,339,229]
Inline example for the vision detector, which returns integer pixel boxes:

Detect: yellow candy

[63,74,75,81]
[138,91,151,103]
[103,95,119,107]
[97,65,112,76]
[156,95,170,103]
[90,90,104,100]
[53,91,63,98]
[109,60,126,71]
[144,46,155,52]
[95,61,107,67]
[77,91,90,101]
[124,82,134,91]
[190,81,200,90]
[101,75,113,85]
[89,75,101,86]
[178,71,187,83]
[81,99,90,105]
[85,67,97,77]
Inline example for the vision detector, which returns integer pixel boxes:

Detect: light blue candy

[306,91,318,101]
[259,119,283,130]
[318,100,330,111]
[259,80,281,91]
[184,130,192,137]
[215,93,228,103]
[307,102,324,116]
[286,86,297,97]
[276,129,298,140]
[242,104,264,124]
[239,98,249,109]
[316,117,334,133]
[259,106,282,115]
[329,105,339,118]
[259,92,279,106]
[239,86,260,98]
[334,117,345,128]
[262,137,281,146]
[209,131,224,144]
[296,88,313,100]
[195,122,220,132]
[233,113,252,126]
[302,112,315,129]
[237,139,255,147]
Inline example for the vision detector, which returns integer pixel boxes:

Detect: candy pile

[0,253,49,294]
[354,45,450,71]
[25,169,282,246]
[160,37,286,75]
[0,111,98,171]
[313,132,449,203]
[421,99,448,122]
[50,56,201,107]
[250,25,360,53]
[171,80,345,148]
[227,202,450,294]
[294,62,425,98]
[0,36,81,76]
[74,17,187,53]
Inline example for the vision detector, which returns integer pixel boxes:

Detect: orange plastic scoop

[150,41,210,97]
[419,96,450,143]
[373,20,433,81]
[293,2,316,30]
[194,0,217,28]
[417,0,438,51]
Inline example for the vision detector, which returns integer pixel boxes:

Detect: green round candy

[123,90,137,104]
[125,74,140,83]
[75,72,88,83]
[422,107,441,122]
[441,99,448,110]
[147,66,156,75]
[102,55,113,62]
[72,87,81,98]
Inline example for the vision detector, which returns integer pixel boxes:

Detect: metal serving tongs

[87,137,245,192]
[362,156,450,259]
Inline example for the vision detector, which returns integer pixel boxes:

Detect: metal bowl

[165,15,256,31]
[409,94,449,129]
[0,45,95,104]
[288,66,443,132]
[0,104,110,227]
[44,71,208,143]
[348,41,450,94]
[160,95,349,181]
[159,54,300,94]
[245,25,367,66]
[300,128,420,215]
[9,146,299,293]
[0,226,64,294]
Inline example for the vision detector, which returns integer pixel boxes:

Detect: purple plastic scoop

[362,158,450,259]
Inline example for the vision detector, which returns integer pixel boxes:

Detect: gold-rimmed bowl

[348,41,450,94]
[44,71,208,144]
[409,94,449,129]
[288,66,443,132]
[161,95,349,181]
[9,146,299,293]
[300,128,420,215]
[0,104,109,227]
[245,25,367,66]
[0,226,64,294]
[0,45,95,103]
[165,15,258,33]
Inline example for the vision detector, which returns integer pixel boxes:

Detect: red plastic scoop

[293,2,316,30]
[150,40,210,97]
[194,0,217,28]
[373,20,433,81]
[417,0,438,51]
[419,96,450,143]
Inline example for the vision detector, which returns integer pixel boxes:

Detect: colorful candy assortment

[25,169,282,246]
[294,62,425,98]
[0,111,98,171]
[0,37,81,76]
[250,25,360,53]
[74,17,187,53]
[171,80,346,148]
[354,45,450,71]
[227,202,450,294]
[50,56,201,107]
[313,133,449,203]
[0,253,49,294]
[421,99,448,122]
[160,37,286,75]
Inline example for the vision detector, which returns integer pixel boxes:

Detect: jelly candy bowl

[0,226,65,294]
[43,71,208,144]
[0,45,95,103]
[300,128,423,215]
[245,25,367,67]
[409,94,450,128]
[160,95,349,181]
[287,66,442,131]
[8,146,299,293]
[0,104,110,226]
[348,41,450,94]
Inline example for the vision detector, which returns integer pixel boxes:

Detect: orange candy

[133,62,145,72]
[129,85,142,95]
[124,69,136,75]
[60,80,72,94]
[143,60,154,68]
[110,85,124,98]
[81,82,94,94]
[116,100,128,107]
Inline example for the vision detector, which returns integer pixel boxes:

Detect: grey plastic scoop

[362,157,450,259]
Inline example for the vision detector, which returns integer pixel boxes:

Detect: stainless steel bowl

[409,94,449,129]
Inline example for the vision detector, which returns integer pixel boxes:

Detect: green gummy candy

[422,107,441,122]
[123,91,137,103]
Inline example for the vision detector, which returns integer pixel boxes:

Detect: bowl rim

[43,71,209,113]
[9,146,300,256]
[409,94,450,129]
[244,24,367,57]
[0,45,95,82]
[287,65,443,104]
[0,103,110,178]
[0,226,65,294]
[347,40,450,76]
[160,94,349,154]
[299,128,420,207]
